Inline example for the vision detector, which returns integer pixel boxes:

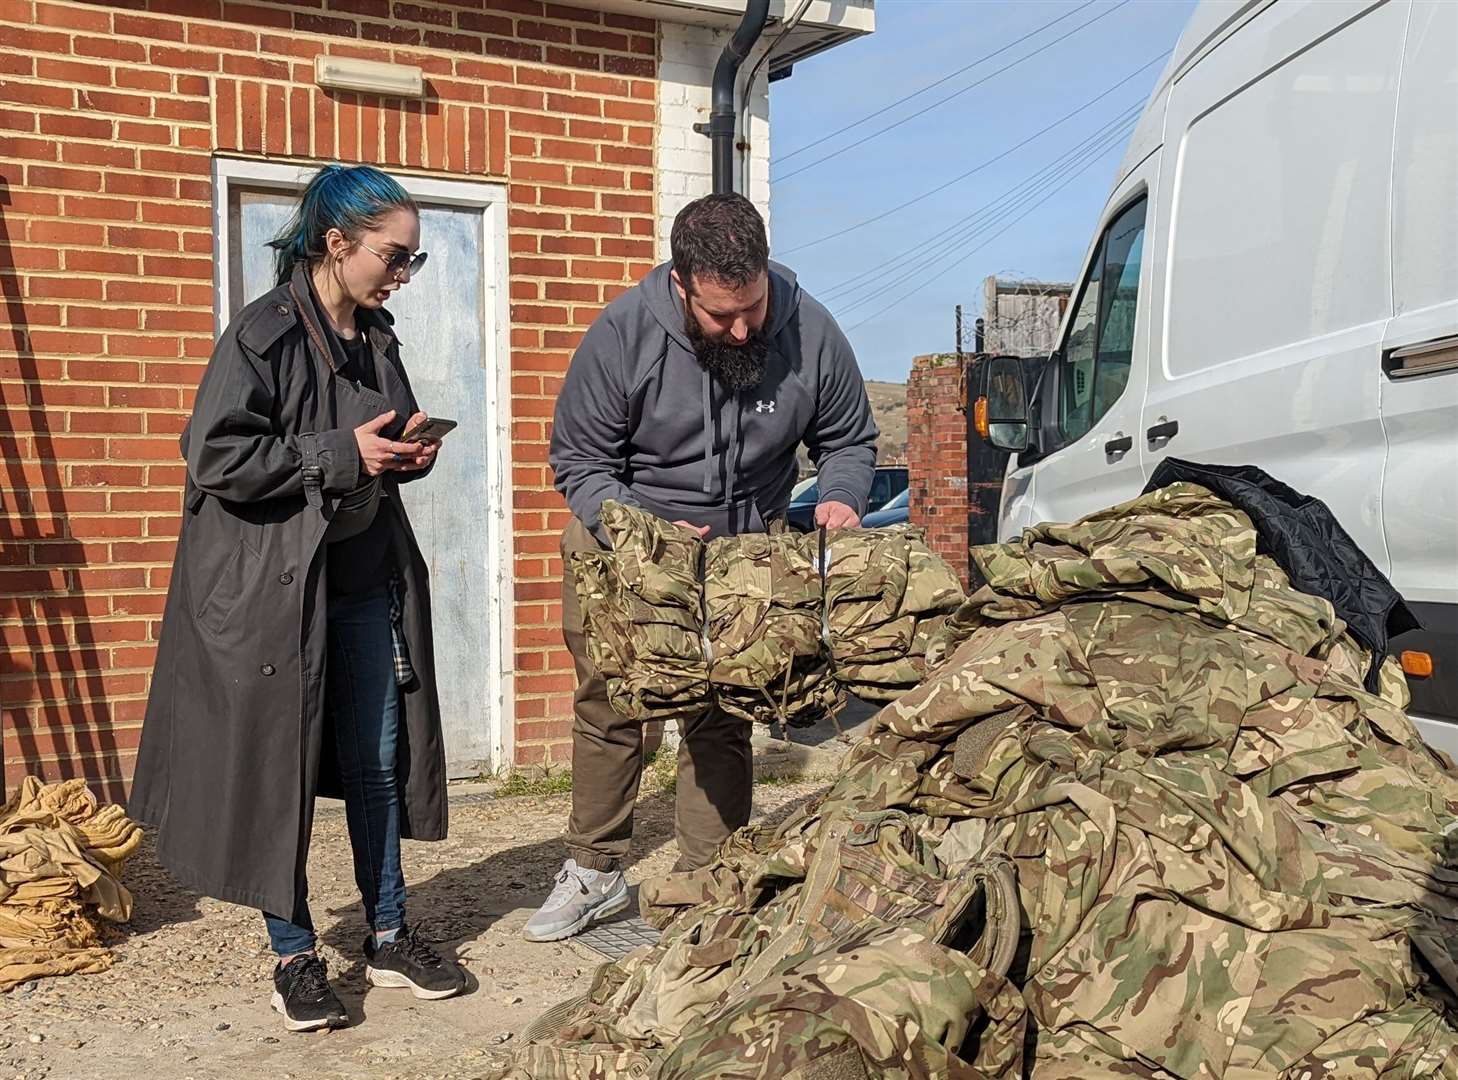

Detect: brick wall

[0,0,663,793]
[906,352,969,589]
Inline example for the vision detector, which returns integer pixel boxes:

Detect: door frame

[210,156,516,772]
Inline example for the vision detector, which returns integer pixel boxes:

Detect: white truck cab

[982,0,1458,751]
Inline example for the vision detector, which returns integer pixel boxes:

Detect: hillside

[794,379,907,475]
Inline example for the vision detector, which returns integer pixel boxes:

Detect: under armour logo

[755,399,776,413]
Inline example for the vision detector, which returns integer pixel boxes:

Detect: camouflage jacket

[570,502,965,727]
[506,484,1458,1079]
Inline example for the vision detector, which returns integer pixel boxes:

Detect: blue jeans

[264,584,406,956]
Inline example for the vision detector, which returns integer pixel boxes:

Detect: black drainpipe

[695,0,771,195]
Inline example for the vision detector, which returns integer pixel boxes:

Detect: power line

[819,109,1137,301]
[818,106,1140,304]
[840,136,1130,332]
[779,51,1168,257]
[773,0,1100,164]
[833,125,1125,320]
[773,0,1132,184]
[831,118,1135,315]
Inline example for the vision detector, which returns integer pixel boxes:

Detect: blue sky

[768,0,1196,382]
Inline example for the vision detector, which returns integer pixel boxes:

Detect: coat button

[260,664,276,676]
[274,303,289,315]
[278,572,293,585]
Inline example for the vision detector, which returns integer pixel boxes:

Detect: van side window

[1055,197,1147,444]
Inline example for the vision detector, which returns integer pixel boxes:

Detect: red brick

[187,22,259,50]
[603,55,653,78]
[75,88,153,118]
[0,80,71,109]
[35,58,113,87]
[31,1,107,31]
[149,46,220,72]
[539,234,596,257]
[0,107,37,132]
[484,37,540,62]
[457,10,512,36]
[26,165,101,191]
[142,202,212,228]
[604,12,654,33]
[115,120,173,145]
[288,85,312,151]
[114,68,172,92]
[576,29,629,52]
[25,228,100,260]
[71,35,146,63]
[602,98,653,124]
[222,53,291,80]
[265,83,287,155]
[295,14,358,36]
[362,21,420,46]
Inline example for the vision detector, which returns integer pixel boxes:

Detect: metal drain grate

[575,915,662,960]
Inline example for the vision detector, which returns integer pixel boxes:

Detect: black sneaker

[270,955,348,1032]
[364,924,467,1000]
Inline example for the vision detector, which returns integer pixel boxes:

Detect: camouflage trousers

[560,518,752,873]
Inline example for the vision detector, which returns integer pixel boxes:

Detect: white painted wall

[656,20,772,260]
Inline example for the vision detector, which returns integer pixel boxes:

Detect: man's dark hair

[670,193,769,293]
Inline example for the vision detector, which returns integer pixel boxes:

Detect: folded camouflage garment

[501,483,1458,1078]
[569,502,966,727]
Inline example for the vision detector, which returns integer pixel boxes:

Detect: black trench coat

[129,265,448,917]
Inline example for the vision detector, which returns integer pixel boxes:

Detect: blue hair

[268,164,417,286]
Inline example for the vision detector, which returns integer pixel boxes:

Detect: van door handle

[1104,433,1133,457]
[1146,418,1179,444]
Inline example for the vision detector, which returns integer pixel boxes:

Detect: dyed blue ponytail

[268,164,417,286]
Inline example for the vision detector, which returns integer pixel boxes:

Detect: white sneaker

[523,859,629,942]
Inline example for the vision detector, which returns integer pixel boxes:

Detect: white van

[981,0,1458,751]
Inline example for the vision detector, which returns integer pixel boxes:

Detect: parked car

[861,487,909,528]
[975,0,1457,755]
[786,466,908,532]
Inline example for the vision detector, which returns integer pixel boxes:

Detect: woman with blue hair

[130,164,467,1031]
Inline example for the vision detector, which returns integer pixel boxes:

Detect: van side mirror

[983,355,1030,452]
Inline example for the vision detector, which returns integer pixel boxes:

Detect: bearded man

[529,193,879,941]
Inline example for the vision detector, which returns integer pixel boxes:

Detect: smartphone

[402,416,457,444]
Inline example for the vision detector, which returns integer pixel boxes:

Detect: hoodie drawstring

[726,393,741,532]
[700,366,713,496]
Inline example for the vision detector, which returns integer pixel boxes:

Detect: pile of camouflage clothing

[0,776,143,991]
[499,479,1458,1078]
[571,501,965,728]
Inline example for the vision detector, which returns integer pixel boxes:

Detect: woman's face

[323,207,422,310]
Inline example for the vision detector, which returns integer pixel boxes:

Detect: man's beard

[685,311,770,392]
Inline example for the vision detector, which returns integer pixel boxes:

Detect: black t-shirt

[327,329,394,596]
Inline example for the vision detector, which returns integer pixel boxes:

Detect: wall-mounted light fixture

[313,55,425,99]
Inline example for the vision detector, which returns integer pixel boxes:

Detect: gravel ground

[0,778,828,1080]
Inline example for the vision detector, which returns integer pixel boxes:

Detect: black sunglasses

[358,241,428,280]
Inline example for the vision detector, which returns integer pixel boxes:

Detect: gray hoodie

[550,261,879,543]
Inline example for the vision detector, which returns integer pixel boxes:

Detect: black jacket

[129,265,448,916]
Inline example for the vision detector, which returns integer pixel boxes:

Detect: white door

[1002,161,1158,536]
[1380,0,1458,752]
[1139,0,1408,569]
[1380,0,1458,611]
[215,162,514,775]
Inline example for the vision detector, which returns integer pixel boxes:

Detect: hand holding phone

[402,416,457,444]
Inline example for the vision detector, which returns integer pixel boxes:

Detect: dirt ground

[0,776,829,1080]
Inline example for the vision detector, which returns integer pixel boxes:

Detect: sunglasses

[357,240,428,280]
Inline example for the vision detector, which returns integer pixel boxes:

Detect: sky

[768,0,1197,382]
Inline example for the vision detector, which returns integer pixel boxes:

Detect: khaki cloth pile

[0,776,142,990]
